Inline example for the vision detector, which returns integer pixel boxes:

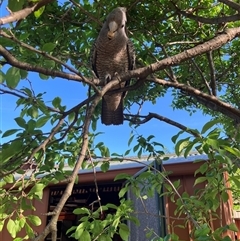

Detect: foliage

[1,0,240,240]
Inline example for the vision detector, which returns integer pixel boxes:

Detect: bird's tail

[101,98,124,125]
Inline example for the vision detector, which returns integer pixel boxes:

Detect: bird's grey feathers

[91,7,135,125]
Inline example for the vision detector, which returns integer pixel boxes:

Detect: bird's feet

[104,74,112,84]
[114,72,121,83]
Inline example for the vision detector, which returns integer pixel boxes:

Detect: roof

[76,152,208,174]
[14,152,208,179]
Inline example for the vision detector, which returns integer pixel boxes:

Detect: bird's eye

[121,24,124,28]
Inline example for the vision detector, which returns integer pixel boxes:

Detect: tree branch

[207,51,217,96]
[0,85,61,113]
[179,11,240,24]
[34,78,123,241]
[0,31,91,85]
[219,0,240,12]
[0,0,55,26]
[151,78,240,123]
[125,113,201,138]
[69,0,103,26]
[190,58,212,95]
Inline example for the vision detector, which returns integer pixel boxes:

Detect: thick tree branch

[151,78,240,123]
[172,1,240,24]
[0,31,91,84]
[1,27,240,124]
[219,0,240,12]
[0,0,55,26]
[1,28,240,88]
[0,45,83,81]
[179,11,240,24]
[121,28,240,82]
[0,45,102,88]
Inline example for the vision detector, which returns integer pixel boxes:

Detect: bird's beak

[108,21,118,39]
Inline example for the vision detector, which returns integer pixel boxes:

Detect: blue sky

[0,2,211,156]
[0,70,210,155]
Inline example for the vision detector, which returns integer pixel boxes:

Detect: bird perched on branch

[91,7,135,125]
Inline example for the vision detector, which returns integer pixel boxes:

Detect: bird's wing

[90,41,99,78]
[127,39,135,71]
[123,39,135,94]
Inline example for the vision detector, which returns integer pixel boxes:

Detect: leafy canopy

[0,0,240,240]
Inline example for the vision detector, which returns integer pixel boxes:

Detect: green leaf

[39,73,49,80]
[13,238,24,241]
[222,146,240,157]
[133,144,139,152]
[222,236,232,241]
[98,234,112,241]
[100,162,109,172]
[92,119,97,131]
[36,116,50,128]
[1,140,23,162]
[2,129,20,138]
[197,162,208,175]
[6,67,21,89]
[230,176,240,189]
[114,173,131,181]
[0,220,5,232]
[175,137,190,155]
[171,130,184,144]
[221,191,229,202]
[201,119,219,134]
[52,97,61,108]
[73,208,90,215]
[194,176,207,186]
[228,223,239,232]
[124,149,131,156]
[27,106,39,119]
[19,217,26,229]
[194,224,210,237]
[7,219,16,238]
[164,234,171,241]
[128,134,134,146]
[8,0,25,11]
[44,60,56,68]
[27,215,41,226]
[74,223,86,239]
[34,6,45,18]
[68,112,75,123]
[42,42,56,52]
[3,174,15,183]
[119,223,129,241]
[25,223,34,238]
[26,119,36,132]
[80,230,91,241]
[14,117,26,128]
[118,186,128,198]
[20,69,28,79]
[28,183,45,199]
[0,70,6,83]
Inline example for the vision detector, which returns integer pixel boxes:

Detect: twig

[88,148,102,214]
[125,112,201,138]
[0,0,55,26]
[207,51,217,96]
[190,58,212,95]
[69,0,103,26]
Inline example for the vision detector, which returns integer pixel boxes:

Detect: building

[1,153,238,240]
